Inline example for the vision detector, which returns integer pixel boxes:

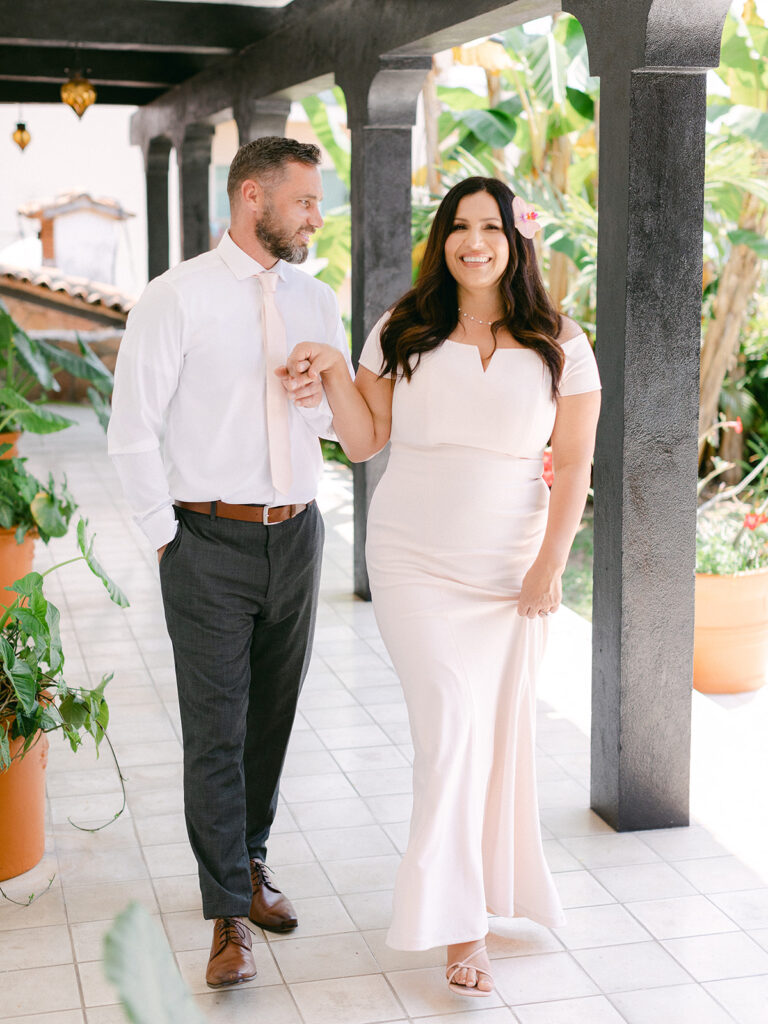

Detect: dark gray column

[233,97,291,145]
[564,0,731,830]
[339,56,431,599]
[145,136,172,281]
[179,123,215,261]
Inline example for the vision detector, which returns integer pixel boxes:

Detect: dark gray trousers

[159,502,323,919]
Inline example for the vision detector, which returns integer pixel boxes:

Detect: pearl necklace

[458,306,502,327]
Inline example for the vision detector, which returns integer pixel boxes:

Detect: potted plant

[695,421,768,693]
[0,444,77,608]
[0,519,128,880]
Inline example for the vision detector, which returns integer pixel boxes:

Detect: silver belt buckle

[263,505,273,526]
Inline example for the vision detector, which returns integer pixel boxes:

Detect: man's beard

[254,200,311,264]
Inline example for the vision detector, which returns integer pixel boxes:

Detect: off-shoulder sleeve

[357,312,395,378]
[559,333,601,397]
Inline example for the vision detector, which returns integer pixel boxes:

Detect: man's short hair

[227,136,321,203]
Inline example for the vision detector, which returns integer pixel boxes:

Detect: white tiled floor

[1,407,767,1023]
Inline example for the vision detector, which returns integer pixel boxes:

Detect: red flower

[743,512,768,531]
[735,416,743,434]
[542,449,554,488]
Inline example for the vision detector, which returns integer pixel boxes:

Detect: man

[108,137,351,987]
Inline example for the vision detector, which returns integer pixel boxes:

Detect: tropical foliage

[0,301,114,433]
[0,446,77,543]
[0,519,128,771]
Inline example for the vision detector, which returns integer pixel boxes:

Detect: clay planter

[693,567,768,693]
[0,527,36,613]
[0,729,49,881]
[0,431,20,458]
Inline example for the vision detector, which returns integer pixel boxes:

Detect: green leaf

[721,106,768,148]
[45,600,63,674]
[13,330,58,391]
[0,388,74,434]
[86,386,112,432]
[314,212,351,292]
[565,87,594,121]
[104,903,208,1024]
[301,95,350,189]
[9,661,37,715]
[8,571,45,600]
[727,229,768,258]
[58,693,88,730]
[30,491,71,539]
[35,337,114,395]
[454,108,517,148]
[719,25,758,74]
[77,519,129,609]
[0,729,10,771]
[436,85,488,112]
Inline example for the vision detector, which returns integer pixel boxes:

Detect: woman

[281,177,601,995]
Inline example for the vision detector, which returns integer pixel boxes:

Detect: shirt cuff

[138,503,178,550]
[295,392,337,441]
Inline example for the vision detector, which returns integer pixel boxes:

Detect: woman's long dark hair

[379,176,565,398]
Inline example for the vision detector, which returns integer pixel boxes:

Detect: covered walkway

[1,409,766,1023]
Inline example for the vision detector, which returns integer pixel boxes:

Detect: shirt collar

[217,230,287,282]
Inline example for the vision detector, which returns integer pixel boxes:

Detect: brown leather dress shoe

[249,858,298,932]
[205,917,257,989]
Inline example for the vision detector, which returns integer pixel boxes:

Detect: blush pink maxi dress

[359,317,601,951]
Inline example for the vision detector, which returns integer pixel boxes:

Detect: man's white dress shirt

[107,231,352,549]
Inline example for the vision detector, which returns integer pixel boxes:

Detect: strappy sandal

[446,945,494,997]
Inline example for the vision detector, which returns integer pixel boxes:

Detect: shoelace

[213,917,250,957]
[251,859,275,889]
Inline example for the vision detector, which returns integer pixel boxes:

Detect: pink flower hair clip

[512,196,542,239]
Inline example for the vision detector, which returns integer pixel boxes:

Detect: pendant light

[12,122,31,151]
[61,73,97,118]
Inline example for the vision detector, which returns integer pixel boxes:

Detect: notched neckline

[443,332,586,375]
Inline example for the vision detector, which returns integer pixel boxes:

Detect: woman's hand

[276,343,346,408]
[517,560,563,618]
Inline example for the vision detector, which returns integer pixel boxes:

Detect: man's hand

[158,544,167,564]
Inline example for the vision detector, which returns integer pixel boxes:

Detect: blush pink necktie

[259,272,293,496]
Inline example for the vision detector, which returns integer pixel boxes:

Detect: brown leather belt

[174,500,310,525]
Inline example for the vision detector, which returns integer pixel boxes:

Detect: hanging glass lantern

[61,74,97,118]
[12,122,31,151]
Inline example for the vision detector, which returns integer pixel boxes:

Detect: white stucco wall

[0,104,147,296]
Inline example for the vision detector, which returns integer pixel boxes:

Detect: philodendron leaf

[76,519,129,608]
[8,571,45,600]
[45,601,63,674]
[9,660,37,715]
[30,490,70,539]
[58,693,88,730]
[103,903,209,1024]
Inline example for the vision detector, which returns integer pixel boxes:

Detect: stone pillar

[178,123,215,261]
[339,55,431,599]
[145,137,172,281]
[564,0,732,830]
[233,97,291,145]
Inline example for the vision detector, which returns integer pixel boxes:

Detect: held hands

[517,560,563,618]
[275,343,343,409]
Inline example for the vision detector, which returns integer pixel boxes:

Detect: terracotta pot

[693,567,768,693]
[0,527,36,612]
[0,729,49,881]
[0,432,20,458]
